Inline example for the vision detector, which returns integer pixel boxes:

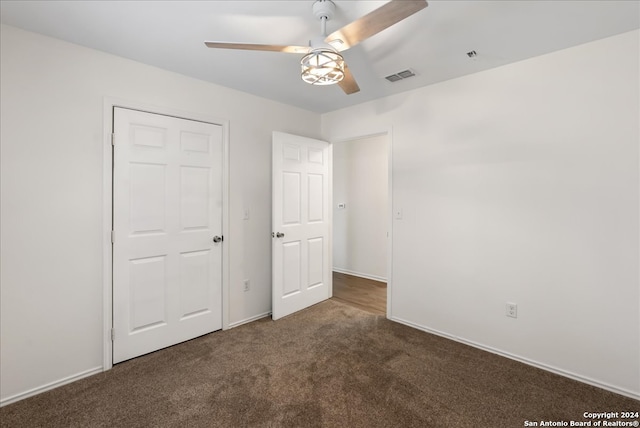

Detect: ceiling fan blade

[338,65,360,95]
[204,42,310,54]
[325,0,428,51]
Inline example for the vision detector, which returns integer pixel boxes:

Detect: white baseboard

[0,366,103,407]
[227,311,271,329]
[6,316,635,406]
[332,268,387,283]
[390,316,640,401]
[2,313,272,406]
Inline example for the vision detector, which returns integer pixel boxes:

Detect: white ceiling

[1,1,638,113]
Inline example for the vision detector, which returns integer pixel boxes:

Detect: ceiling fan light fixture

[301,49,345,86]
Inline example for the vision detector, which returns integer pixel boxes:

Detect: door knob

[212,236,223,243]
[275,232,285,238]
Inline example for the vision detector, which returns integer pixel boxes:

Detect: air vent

[397,70,415,79]
[385,69,416,83]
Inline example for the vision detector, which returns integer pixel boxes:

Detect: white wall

[0,24,320,403]
[332,135,388,281]
[322,30,640,398]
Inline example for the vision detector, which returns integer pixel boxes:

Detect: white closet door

[113,107,223,363]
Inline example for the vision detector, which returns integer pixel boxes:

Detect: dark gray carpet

[1,300,638,427]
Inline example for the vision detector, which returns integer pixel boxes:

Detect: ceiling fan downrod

[313,0,336,37]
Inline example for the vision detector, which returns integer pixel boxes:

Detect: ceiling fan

[204,0,428,95]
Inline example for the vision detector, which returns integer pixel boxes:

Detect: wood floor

[331,271,387,315]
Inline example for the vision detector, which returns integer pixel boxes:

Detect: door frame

[330,128,393,317]
[102,97,230,371]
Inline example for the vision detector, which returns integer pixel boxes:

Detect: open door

[272,131,331,320]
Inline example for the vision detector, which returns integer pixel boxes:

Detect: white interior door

[272,131,331,320]
[113,107,223,363]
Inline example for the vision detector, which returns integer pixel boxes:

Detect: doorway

[331,133,390,315]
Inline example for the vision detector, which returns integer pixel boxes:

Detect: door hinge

[111,328,115,341]
[111,133,115,146]
[111,230,115,244]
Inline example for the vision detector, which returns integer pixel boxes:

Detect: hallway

[331,272,386,315]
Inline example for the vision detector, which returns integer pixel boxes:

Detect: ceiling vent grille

[385,69,416,82]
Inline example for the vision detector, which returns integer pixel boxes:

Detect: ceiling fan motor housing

[313,0,336,21]
[309,36,336,52]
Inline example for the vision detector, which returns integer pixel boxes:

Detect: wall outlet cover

[506,302,518,318]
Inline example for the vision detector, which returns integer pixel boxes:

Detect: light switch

[394,208,403,220]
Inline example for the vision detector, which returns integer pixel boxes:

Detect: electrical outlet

[243,279,250,292]
[506,302,517,318]
[243,208,250,220]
